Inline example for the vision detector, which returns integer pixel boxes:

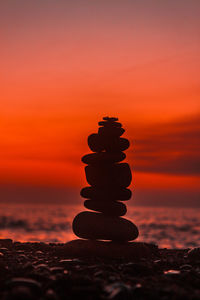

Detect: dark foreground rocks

[0,239,200,299]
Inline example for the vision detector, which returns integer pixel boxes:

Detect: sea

[0,203,199,249]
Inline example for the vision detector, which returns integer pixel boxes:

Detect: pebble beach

[0,239,200,300]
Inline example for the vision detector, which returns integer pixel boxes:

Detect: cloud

[129,114,200,175]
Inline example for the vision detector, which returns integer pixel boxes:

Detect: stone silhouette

[72,117,139,242]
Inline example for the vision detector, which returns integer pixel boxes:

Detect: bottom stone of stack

[72,211,139,241]
[58,239,158,259]
[84,200,127,216]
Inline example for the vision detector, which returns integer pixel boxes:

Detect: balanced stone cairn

[72,117,139,242]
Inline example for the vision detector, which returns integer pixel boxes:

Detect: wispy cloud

[129,114,200,175]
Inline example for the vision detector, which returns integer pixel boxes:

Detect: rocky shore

[0,239,200,299]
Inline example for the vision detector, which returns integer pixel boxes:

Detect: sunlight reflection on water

[0,203,199,249]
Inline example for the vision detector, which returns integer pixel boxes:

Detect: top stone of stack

[88,117,130,153]
[98,117,125,137]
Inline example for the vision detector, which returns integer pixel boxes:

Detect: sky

[0,0,200,206]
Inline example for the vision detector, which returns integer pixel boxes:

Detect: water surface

[0,204,199,249]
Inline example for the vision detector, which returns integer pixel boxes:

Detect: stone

[105,137,130,151]
[103,117,118,122]
[6,286,34,300]
[180,264,192,271]
[80,186,132,201]
[88,133,104,152]
[187,247,200,260]
[85,163,132,187]
[98,126,125,137]
[45,289,58,300]
[88,134,130,152]
[104,282,132,299]
[0,239,13,249]
[72,212,138,241]
[7,278,42,294]
[107,137,130,152]
[81,152,126,165]
[60,239,157,259]
[84,200,127,216]
[164,270,180,277]
[98,121,122,127]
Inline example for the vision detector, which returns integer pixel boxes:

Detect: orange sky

[0,1,200,206]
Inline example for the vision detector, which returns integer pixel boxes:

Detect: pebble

[84,200,127,216]
[50,267,64,274]
[72,212,139,241]
[103,117,118,122]
[59,258,83,266]
[45,289,58,300]
[164,270,180,275]
[98,121,122,127]
[0,247,9,253]
[88,134,130,152]
[187,247,200,260]
[88,133,105,152]
[22,262,35,272]
[7,278,42,295]
[35,250,43,255]
[98,126,125,137]
[105,137,130,152]
[85,163,132,187]
[80,186,132,201]
[122,262,153,276]
[81,152,126,164]
[104,282,132,299]
[35,264,50,273]
[5,286,35,300]
[180,264,192,271]
[0,239,13,248]
[62,239,155,259]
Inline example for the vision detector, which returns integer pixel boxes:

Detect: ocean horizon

[0,203,199,249]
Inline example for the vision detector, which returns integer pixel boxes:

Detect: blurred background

[0,0,199,248]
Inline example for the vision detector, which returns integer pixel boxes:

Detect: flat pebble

[80,186,132,201]
[164,270,180,275]
[104,282,132,299]
[98,121,122,127]
[187,247,200,260]
[103,117,118,122]
[88,134,130,152]
[98,126,125,137]
[84,200,127,216]
[72,212,138,241]
[62,239,155,259]
[7,277,41,295]
[82,152,126,164]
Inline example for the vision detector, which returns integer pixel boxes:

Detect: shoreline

[0,239,200,299]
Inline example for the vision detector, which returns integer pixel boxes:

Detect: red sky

[0,1,200,206]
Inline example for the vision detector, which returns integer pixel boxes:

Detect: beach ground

[0,239,200,300]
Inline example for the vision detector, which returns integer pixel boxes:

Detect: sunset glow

[1,1,199,206]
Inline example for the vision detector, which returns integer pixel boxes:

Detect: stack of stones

[72,117,139,242]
